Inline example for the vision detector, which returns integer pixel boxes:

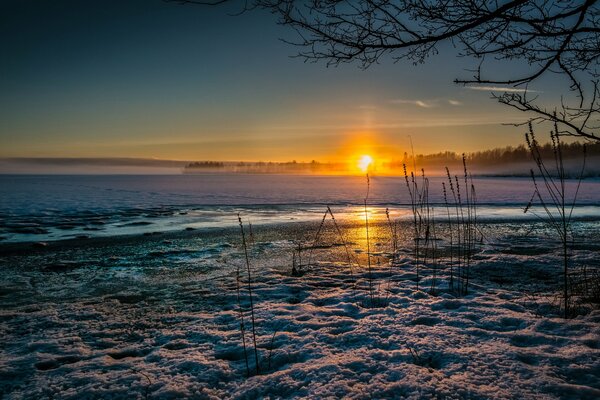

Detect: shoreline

[3,213,600,255]
[0,220,331,256]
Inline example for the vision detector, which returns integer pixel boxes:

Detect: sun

[358,155,373,173]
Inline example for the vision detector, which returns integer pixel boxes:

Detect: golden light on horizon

[358,155,373,173]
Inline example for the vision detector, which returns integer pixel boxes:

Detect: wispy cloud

[392,98,465,108]
[391,99,435,108]
[465,86,538,93]
[263,115,531,131]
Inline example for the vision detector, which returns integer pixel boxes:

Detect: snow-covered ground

[1,221,599,399]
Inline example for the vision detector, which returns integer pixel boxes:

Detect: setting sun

[358,155,373,172]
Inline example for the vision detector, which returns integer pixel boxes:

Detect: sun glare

[358,155,373,172]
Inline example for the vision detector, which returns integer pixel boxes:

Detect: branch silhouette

[169,0,600,141]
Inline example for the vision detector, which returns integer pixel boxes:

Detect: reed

[385,208,398,261]
[291,240,305,276]
[442,182,454,290]
[384,207,399,291]
[428,204,439,295]
[234,256,250,377]
[364,174,374,305]
[327,206,356,276]
[266,329,279,371]
[302,205,357,280]
[403,165,436,292]
[462,154,477,294]
[524,123,587,318]
[248,221,255,244]
[297,241,303,268]
[291,249,299,277]
[446,169,462,293]
[306,209,329,271]
[237,214,261,375]
[444,158,479,296]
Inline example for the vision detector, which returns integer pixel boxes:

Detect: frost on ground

[1,221,599,399]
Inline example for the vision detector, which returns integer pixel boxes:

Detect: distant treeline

[182,141,598,176]
[186,161,225,169]
[387,141,599,170]
[184,160,347,174]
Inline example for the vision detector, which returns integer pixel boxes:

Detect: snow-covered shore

[1,221,599,399]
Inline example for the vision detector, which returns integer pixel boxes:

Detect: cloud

[392,98,465,108]
[415,100,433,108]
[391,99,435,108]
[465,86,538,93]
[264,114,530,131]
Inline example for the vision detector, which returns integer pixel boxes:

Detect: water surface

[1,174,599,243]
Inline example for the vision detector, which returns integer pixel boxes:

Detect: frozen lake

[1,174,599,243]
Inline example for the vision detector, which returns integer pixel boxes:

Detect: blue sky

[0,0,562,162]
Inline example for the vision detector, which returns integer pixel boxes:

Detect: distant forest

[183,141,598,176]
[387,141,599,169]
[184,160,347,174]
[185,161,225,169]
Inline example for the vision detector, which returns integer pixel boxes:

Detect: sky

[0,0,567,164]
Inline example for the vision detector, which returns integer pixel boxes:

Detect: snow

[1,220,599,399]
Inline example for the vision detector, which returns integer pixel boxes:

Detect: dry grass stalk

[525,123,587,318]
[237,214,261,375]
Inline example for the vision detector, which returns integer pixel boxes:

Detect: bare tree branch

[170,0,600,142]
[497,82,600,142]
